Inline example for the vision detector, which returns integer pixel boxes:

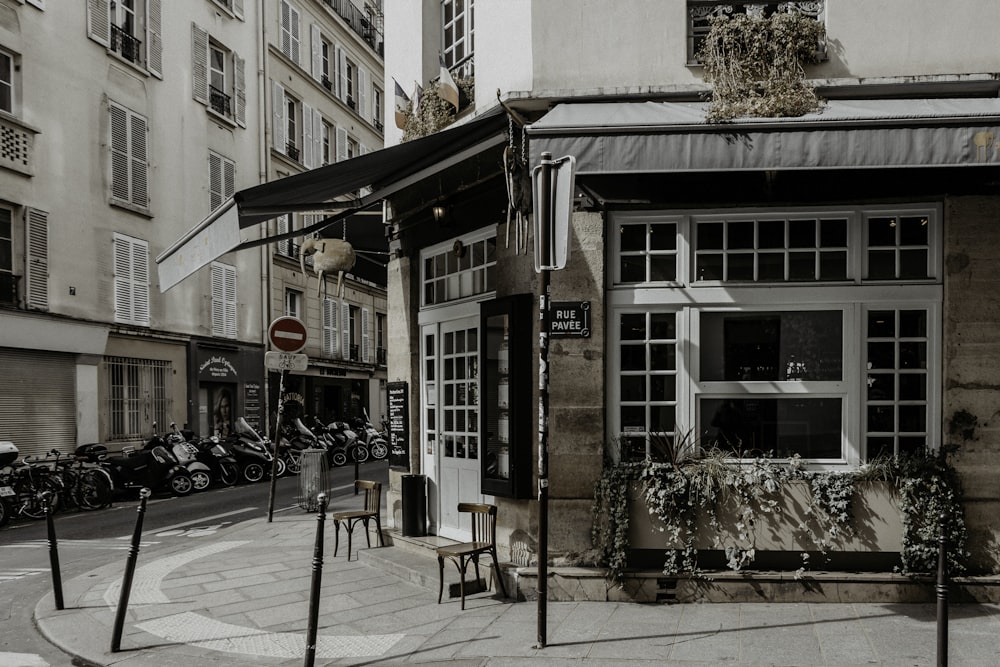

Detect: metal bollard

[43,491,64,610]
[111,488,151,653]
[304,493,328,667]
[936,511,949,667]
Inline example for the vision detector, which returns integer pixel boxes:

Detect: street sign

[268,316,307,353]
[532,154,576,272]
[264,351,309,372]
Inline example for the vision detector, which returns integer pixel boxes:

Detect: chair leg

[333,519,341,557]
[347,522,354,561]
[490,547,508,598]
[458,556,467,610]
[437,555,445,604]
[364,518,372,548]
[375,515,384,546]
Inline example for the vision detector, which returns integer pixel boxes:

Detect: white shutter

[109,103,130,202]
[87,0,110,48]
[223,157,235,199]
[280,1,292,60]
[312,110,322,168]
[335,126,347,163]
[301,103,314,168]
[290,4,300,64]
[24,208,48,310]
[210,262,224,335]
[233,0,244,20]
[310,23,322,81]
[277,214,291,256]
[209,152,222,211]
[114,234,149,327]
[224,264,237,338]
[358,67,369,120]
[129,112,148,208]
[322,297,338,355]
[336,45,347,101]
[147,0,162,78]
[341,302,350,360]
[234,53,246,127]
[361,307,370,363]
[192,23,209,105]
[271,81,285,152]
[131,236,150,325]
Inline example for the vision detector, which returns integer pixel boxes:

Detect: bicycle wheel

[77,468,114,510]
[15,473,61,519]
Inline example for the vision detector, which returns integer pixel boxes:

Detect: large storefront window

[608,205,941,467]
[105,356,172,441]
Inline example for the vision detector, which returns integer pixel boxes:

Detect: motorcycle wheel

[0,497,11,527]
[284,450,303,475]
[16,477,61,519]
[330,450,347,467]
[242,462,265,483]
[370,439,388,460]
[190,470,212,492]
[219,462,239,487]
[169,471,194,496]
[351,443,370,464]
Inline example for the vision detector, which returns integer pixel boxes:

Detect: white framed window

[420,228,497,307]
[275,212,296,258]
[108,101,148,211]
[209,0,245,20]
[372,85,383,131]
[322,297,338,356]
[344,57,356,108]
[441,0,474,78]
[0,206,13,305]
[0,48,14,114]
[105,356,172,441]
[321,120,332,165]
[279,0,300,65]
[208,151,235,212]
[192,25,246,126]
[285,288,302,318]
[210,262,237,338]
[87,0,162,77]
[112,233,150,326]
[608,204,941,468]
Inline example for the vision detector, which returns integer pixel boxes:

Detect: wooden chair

[437,503,508,609]
[332,480,383,561]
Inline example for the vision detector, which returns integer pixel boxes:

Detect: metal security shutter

[0,348,76,458]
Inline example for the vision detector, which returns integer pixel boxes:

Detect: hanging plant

[401,76,475,142]
[698,10,826,122]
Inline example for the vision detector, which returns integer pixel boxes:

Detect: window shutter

[130,113,148,208]
[211,262,224,335]
[234,53,246,127]
[114,234,149,327]
[191,23,209,105]
[131,237,150,325]
[109,103,130,203]
[301,103,314,168]
[358,66,369,120]
[323,297,338,355]
[341,302,350,360]
[336,45,347,101]
[87,0,110,48]
[361,306,370,363]
[24,208,48,310]
[147,0,162,78]
[336,127,347,163]
[290,4,300,64]
[271,80,285,152]
[233,0,244,20]
[224,264,237,338]
[310,23,322,81]
[277,213,291,256]
[280,1,292,59]
[209,152,222,211]
[223,157,235,200]
[312,109,322,168]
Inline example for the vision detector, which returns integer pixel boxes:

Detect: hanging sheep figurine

[299,236,356,299]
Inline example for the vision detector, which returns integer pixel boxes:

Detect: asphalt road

[0,460,389,667]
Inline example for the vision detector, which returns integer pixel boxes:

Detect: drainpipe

[257,0,274,437]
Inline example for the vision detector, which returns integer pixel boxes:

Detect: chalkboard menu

[387,381,409,470]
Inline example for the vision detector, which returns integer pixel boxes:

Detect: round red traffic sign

[268,317,307,353]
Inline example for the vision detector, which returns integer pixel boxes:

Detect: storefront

[190,341,265,437]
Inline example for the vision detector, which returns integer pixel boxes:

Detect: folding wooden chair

[332,480,383,560]
[437,502,508,609]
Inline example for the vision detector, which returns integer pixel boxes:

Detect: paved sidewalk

[32,499,1000,666]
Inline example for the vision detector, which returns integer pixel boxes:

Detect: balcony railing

[111,24,142,64]
[373,119,384,133]
[285,142,300,162]
[687,1,825,63]
[349,344,359,362]
[321,0,384,58]
[0,272,18,307]
[321,75,334,92]
[376,347,387,366]
[209,85,232,117]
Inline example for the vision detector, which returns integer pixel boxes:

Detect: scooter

[277,418,320,475]
[189,433,240,487]
[325,418,364,466]
[160,423,214,492]
[78,440,194,497]
[350,409,389,461]
[225,417,283,482]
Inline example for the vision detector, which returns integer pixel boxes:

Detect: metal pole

[304,492,328,667]
[111,487,151,652]
[535,151,553,649]
[268,369,286,522]
[43,491,63,610]
[936,511,949,667]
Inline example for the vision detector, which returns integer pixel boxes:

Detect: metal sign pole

[267,368,286,523]
[535,151,553,649]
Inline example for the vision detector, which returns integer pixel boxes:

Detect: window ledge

[106,50,152,79]
[110,198,153,218]
[207,107,238,129]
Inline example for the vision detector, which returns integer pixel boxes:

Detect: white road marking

[0,652,49,666]
[0,540,158,550]
[118,507,257,538]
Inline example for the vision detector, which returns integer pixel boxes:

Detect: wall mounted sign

[550,301,591,338]
[387,381,410,471]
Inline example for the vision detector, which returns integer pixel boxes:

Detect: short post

[936,511,949,667]
[43,491,64,610]
[304,492,328,667]
[111,488,151,653]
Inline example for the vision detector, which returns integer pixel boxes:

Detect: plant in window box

[697,10,826,123]
[400,77,475,141]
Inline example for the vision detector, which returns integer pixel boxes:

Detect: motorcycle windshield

[235,417,261,441]
[295,418,314,436]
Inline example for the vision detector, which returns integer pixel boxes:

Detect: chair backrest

[457,502,497,545]
[356,479,382,514]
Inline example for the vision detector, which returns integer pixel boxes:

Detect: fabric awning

[157,106,507,291]
[526,99,1000,175]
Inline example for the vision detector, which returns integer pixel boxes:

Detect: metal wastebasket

[297,449,328,511]
[401,474,427,537]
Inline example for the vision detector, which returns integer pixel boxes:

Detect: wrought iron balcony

[285,142,300,162]
[349,344,359,362]
[0,272,18,307]
[373,119,384,133]
[376,347,387,366]
[321,75,333,92]
[686,1,825,63]
[111,24,142,64]
[320,0,384,58]
[209,85,232,117]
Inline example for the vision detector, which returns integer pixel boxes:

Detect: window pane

[728,221,754,249]
[758,220,784,249]
[758,252,784,280]
[728,254,754,281]
[867,405,894,432]
[649,255,676,282]
[789,220,815,248]
[621,256,645,282]
[868,217,896,246]
[820,219,847,247]
[899,310,927,337]
[621,405,644,429]
[899,342,926,369]
[819,251,847,279]
[620,313,645,340]
[649,313,675,339]
[898,405,925,432]
[650,405,675,432]
[702,397,842,459]
[620,224,646,251]
[867,373,895,400]
[621,345,646,371]
[698,222,723,249]
[867,311,895,338]
[868,250,895,279]
[650,375,675,401]
[789,252,815,280]
[899,249,928,279]
[899,216,928,245]
[868,342,895,369]
[650,344,675,371]
[697,254,723,280]
[898,374,926,401]
[649,223,676,250]
[621,376,645,401]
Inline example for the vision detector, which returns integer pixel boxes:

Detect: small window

[88,0,162,76]
[441,0,474,78]
[285,94,300,160]
[0,206,13,305]
[372,86,384,131]
[285,288,302,318]
[321,121,332,166]
[0,48,14,114]
[865,214,931,280]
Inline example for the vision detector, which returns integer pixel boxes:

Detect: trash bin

[297,449,328,511]
[401,474,427,537]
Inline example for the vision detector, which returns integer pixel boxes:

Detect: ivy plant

[400,77,475,142]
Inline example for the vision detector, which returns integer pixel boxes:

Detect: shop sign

[198,355,238,381]
[550,301,591,338]
[387,381,409,471]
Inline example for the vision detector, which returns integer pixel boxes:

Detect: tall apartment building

[0,0,385,457]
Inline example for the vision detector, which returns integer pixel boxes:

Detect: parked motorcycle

[225,417,282,482]
[188,433,240,488]
[77,440,194,497]
[277,418,319,475]
[325,418,363,466]
[159,423,214,492]
[0,441,18,527]
[350,409,389,461]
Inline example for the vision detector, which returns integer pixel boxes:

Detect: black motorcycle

[277,418,319,475]
[77,442,194,497]
[189,434,240,487]
[225,417,281,483]
[350,409,389,461]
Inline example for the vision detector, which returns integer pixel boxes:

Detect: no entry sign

[268,316,307,353]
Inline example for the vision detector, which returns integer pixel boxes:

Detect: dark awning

[526,99,1000,175]
[157,106,507,290]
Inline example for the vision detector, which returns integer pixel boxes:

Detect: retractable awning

[526,99,1000,175]
[157,105,507,291]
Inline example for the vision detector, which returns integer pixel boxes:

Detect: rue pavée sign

[549,301,591,338]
